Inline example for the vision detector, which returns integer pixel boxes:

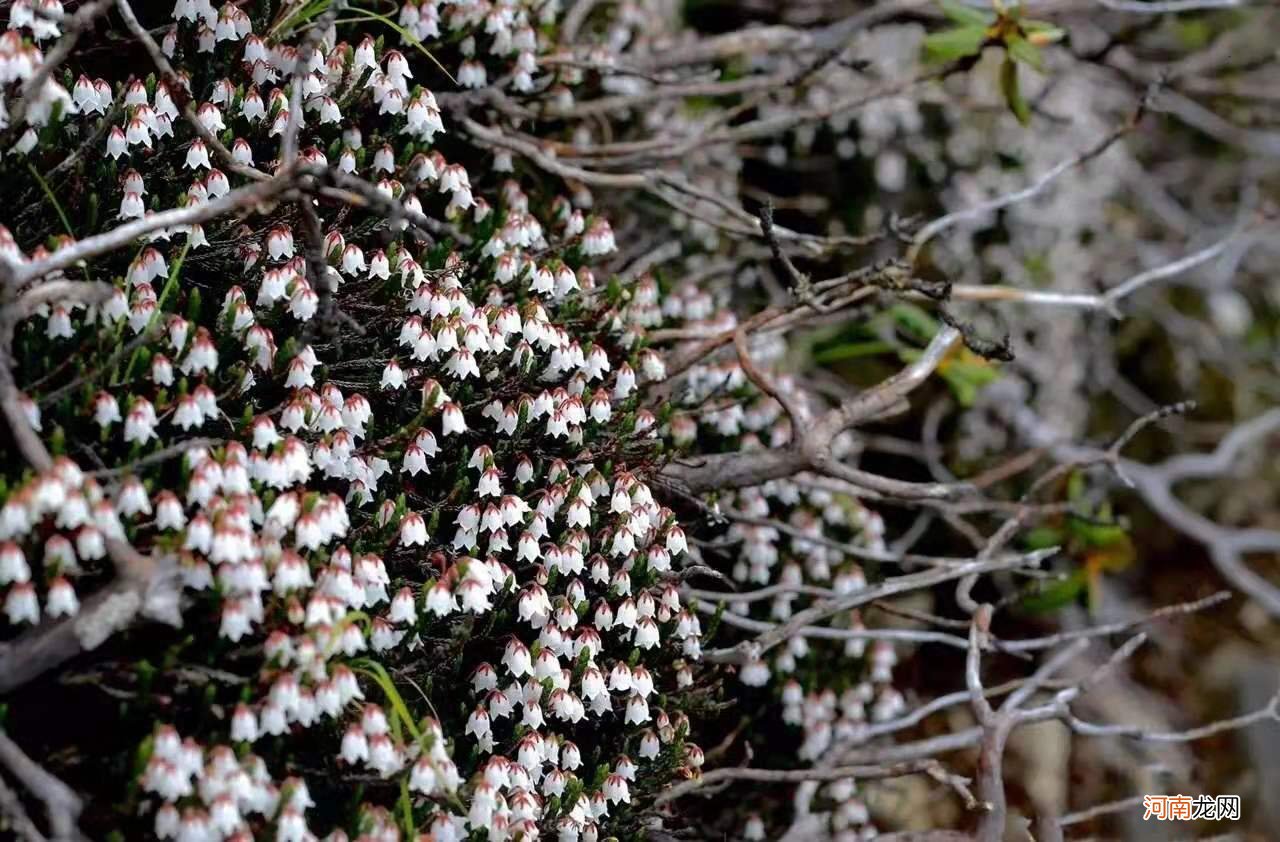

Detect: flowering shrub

[0,1,707,839]
[2,1,1278,841]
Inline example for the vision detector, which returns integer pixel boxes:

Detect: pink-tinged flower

[372,144,395,174]
[154,803,179,838]
[276,807,307,842]
[476,467,502,498]
[339,725,368,764]
[0,543,29,585]
[172,395,203,430]
[404,94,443,141]
[465,706,491,740]
[441,402,466,436]
[119,191,145,220]
[208,795,238,836]
[266,225,294,260]
[4,582,39,624]
[196,102,224,132]
[288,281,318,321]
[93,78,113,110]
[377,88,405,116]
[425,580,457,616]
[612,363,636,401]
[124,398,158,443]
[43,578,77,616]
[184,139,210,170]
[242,34,267,64]
[240,88,265,122]
[502,639,532,677]
[634,617,660,649]
[389,587,416,625]
[353,35,376,70]
[72,75,97,112]
[385,50,412,81]
[205,168,229,198]
[219,598,252,641]
[250,415,279,450]
[92,391,121,428]
[181,328,218,375]
[380,358,406,391]
[214,5,241,42]
[582,219,617,256]
[624,694,650,725]
[409,757,438,795]
[230,704,257,742]
[665,522,686,555]
[368,249,390,280]
[604,773,631,804]
[230,137,253,166]
[124,116,152,149]
[340,243,366,276]
[470,662,498,694]
[740,655,770,687]
[327,226,348,255]
[458,59,487,89]
[166,315,189,352]
[316,95,341,125]
[639,729,661,760]
[399,512,428,547]
[401,443,430,477]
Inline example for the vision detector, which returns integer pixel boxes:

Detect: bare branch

[12,176,293,286]
[280,1,346,165]
[1057,794,1146,827]
[999,590,1229,652]
[0,575,171,694]
[1098,0,1246,15]
[662,326,964,498]
[654,758,967,807]
[732,327,808,431]
[0,733,86,842]
[698,605,974,650]
[942,221,1251,317]
[908,110,1142,264]
[702,549,1053,664]
[0,772,46,842]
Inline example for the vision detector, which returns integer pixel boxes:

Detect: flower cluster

[0,1,706,839]
[0,0,1066,837]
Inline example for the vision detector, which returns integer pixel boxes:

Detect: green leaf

[398,778,416,835]
[1023,19,1066,45]
[1020,570,1087,614]
[923,25,988,62]
[1068,517,1129,549]
[918,344,1002,407]
[1000,58,1031,125]
[939,360,999,407]
[812,340,896,364]
[890,303,940,341]
[27,163,76,241]
[1006,34,1044,71]
[1024,526,1065,550]
[1066,471,1086,503]
[938,0,994,27]
[351,658,424,747]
